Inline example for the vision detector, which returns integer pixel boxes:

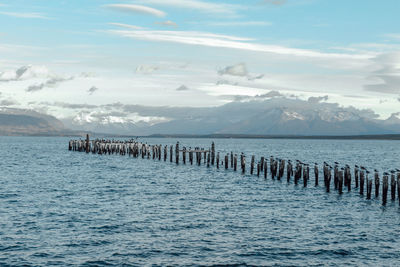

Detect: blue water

[1,137,400,266]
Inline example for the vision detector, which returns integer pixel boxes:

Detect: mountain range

[1,97,400,136]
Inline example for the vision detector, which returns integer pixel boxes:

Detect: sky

[0,0,399,123]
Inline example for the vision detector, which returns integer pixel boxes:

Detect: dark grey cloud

[26,76,73,92]
[0,65,35,82]
[308,95,328,104]
[248,74,264,81]
[88,86,99,95]
[176,85,189,91]
[39,101,98,109]
[216,80,239,86]
[0,99,19,106]
[364,52,400,94]
[262,90,283,98]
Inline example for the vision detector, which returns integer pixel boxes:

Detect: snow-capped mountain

[62,98,400,136]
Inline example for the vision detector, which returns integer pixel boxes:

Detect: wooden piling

[85,134,90,153]
[250,155,255,175]
[175,142,179,164]
[338,169,343,194]
[366,177,372,200]
[354,165,359,188]
[211,142,215,165]
[360,170,365,195]
[264,159,267,179]
[382,173,388,206]
[374,171,380,198]
[390,171,396,201]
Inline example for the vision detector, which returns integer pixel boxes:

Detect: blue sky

[0,0,399,122]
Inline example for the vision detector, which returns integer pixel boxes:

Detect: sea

[1,136,400,266]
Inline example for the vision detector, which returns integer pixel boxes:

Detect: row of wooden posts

[69,135,400,206]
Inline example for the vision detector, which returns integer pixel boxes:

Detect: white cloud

[156,20,178,27]
[109,23,145,30]
[136,64,160,74]
[0,65,50,82]
[384,33,400,40]
[109,29,371,60]
[105,4,166,17]
[262,0,287,5]
[205,21,271,27]
[140,0,239,15]
[0,11,48,19]
[218,63,248,77]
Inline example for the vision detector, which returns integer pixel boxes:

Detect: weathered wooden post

[250,155,255,175]
[334,163,339,190]
[225,154,228,170]
[257,162,260,177]
[260,157,264,172]
[303,165,308,187]
[211,142,215,165]
[366,175,372,200]
[264,159,268,179]
[397,172,400,205]
[175,142,179,164]
[314,163,318,186]
[390,171,396,201]
[354,165,359,188]
[234,154,237,171]
[359,169,365,195]
[216,152,220,169]
[345,165,351,192]
[241,153,246,174]
[230,152,233,168]
[170,145,173,162]
[326,166,332,193]
[86,134,90,153]
[382,173,388,206]
[374,170,380,198]
[338,169,344,194]
[183,147,186,164]
[198,150,202,165]
[287,160,292,182]
[207,152,210,167]
[164,145,167,161]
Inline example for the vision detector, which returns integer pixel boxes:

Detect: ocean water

[1,136,400,266]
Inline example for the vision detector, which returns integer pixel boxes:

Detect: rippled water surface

[1,137,400,266]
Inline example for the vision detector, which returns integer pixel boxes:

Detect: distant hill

[0,108,78,136]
